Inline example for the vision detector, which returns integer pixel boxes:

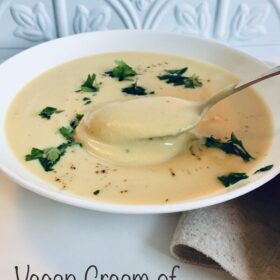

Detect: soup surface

[5,52,273,205]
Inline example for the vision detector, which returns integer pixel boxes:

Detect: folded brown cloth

[170,175,280,280]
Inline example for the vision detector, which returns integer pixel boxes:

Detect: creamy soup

[5,52,273,204]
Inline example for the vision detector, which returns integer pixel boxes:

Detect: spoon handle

[235,65,280,91]
[204,66,280,109]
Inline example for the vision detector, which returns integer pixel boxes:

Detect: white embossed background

[0,0,280,61]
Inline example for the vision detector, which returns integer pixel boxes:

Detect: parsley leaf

[184,74,202,88]
[38,107,63,119]
[59,114,84,142]
[106,60,137,81]
[254,164,274,174]
[205,133,254,162]
[25,143,69,172]
[83,97,92,105]
[158,67,202,89]
[70,114,84,130]
[25,148,44,161]
[45,147,61,162]
[122,82,154,96]
[76,74,99,93]
[218,172,248,187]
[26,114,84,172]
[59,126,73,141]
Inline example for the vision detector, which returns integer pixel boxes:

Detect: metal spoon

[82,66,280,142]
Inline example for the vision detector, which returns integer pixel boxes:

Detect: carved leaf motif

[73,4,111,34]
[73,5,88,33]
[230,3,270,40]
[10,3,54,42]
[131,0,154,12]
[197,2,208,34]
[174,2,210,36]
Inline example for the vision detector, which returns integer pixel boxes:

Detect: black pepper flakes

[189,145,201,161]
[70,164,76,170]
[169,168,176,176]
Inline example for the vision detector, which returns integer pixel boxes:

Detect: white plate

[0,30,279,214]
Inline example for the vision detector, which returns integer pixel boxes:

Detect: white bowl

[0,30,279,214]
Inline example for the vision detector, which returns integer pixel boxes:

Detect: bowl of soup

[0,30,279,213]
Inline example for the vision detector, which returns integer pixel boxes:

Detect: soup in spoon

[75,96,199,165]
[5,52,273,204]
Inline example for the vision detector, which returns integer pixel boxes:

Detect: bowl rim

[0,29,279,214]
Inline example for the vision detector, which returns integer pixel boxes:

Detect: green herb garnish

[70,114,84,129]
[158,67,202,88]
[218,172,248,187]
[59,126,74,141]
[38,107,63,119]
[25,148,44,161]
[254,164,274,174]
[205,133,254,162]
[83,97,92,105]
[76,74,99,93]
[25,143,69,172]
[106,60,137,81]
[122,82,154,96]
[59,114,84,143]
[26,114,84,172]
[93,190,100,195]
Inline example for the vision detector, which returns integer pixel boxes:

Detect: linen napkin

[170,174,280,280]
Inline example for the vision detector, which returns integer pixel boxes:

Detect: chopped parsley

[106,60,137,81]
[76,74,99,93]
[83,97,92,105]
[25,148,44,161]
[25,143,69,172]
[70,113,84,129]
[158,67,202,88]
[165,67,188,75]
[93,190,100,195]
[59,126,74,141]
[217,163,273,187]
[26,114,84,172]
[122,82,154,96]
[254,164,274,174]
[59,114,84,143]
[205,133,254,162]
[218,172,248,187]
[38,107,63,119]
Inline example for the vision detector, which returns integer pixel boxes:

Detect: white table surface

[1,51,279,280]
[0,171,234,280]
